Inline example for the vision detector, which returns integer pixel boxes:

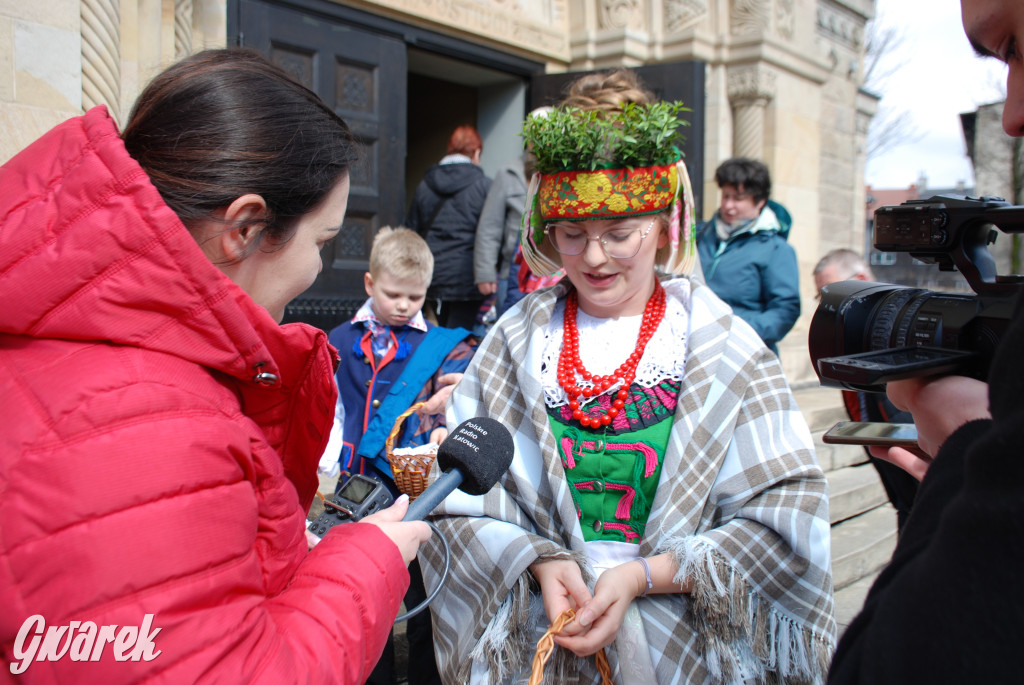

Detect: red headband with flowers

[537,164,678,221]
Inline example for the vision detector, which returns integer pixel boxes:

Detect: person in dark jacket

[828,3,1024,681]
[814,248,918,533]
[407,126,492,329]
[474,155,526,317]
[696,157,800,355]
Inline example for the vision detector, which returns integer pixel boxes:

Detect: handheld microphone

[402,417,514,521]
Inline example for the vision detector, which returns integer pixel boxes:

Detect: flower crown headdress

[520,101,699,278]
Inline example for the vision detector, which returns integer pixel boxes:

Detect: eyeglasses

[544,219,656,260]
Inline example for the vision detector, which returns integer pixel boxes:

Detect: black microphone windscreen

[437,418,514,495]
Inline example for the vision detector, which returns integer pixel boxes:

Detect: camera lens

[867,288,929,349]
[809,279,1004,390]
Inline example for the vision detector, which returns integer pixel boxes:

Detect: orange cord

[528,609,612,685]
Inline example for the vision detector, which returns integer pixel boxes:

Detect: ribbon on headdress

[520,157,698,278]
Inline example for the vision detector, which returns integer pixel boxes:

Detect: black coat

[828,287,1024,684]
[406,161,491,301]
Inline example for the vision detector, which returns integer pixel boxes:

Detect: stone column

[81,0,121,122]
[727,65,775,160]
[175,0,194,59]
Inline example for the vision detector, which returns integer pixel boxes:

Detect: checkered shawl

[420,278,836,684]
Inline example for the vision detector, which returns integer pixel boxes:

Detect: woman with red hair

[406,125,492,330]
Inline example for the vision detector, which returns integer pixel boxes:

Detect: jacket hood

[424,161,485,197]
[0,107,313,389]
[765,199,792,239]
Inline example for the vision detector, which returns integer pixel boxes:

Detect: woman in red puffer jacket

[0,49,428,684]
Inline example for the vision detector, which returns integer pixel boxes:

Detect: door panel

[240,0,406,330]
[531,62,706,216]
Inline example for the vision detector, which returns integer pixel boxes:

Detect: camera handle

[394,520,451,623]
[957,205,1024,295]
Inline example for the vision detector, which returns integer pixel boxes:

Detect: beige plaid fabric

[421,278,836,684]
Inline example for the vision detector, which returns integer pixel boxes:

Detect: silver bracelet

[635,557,652,597]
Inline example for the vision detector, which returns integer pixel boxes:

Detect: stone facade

[0,0,879,385]
[964,100,1023,276]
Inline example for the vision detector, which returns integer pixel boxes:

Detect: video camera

[809,194,1024,393]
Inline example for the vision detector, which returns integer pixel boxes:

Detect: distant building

[961,101,1023,277]
[864,174,975,293]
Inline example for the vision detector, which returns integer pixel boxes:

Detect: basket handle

[529,609,612,685]
[384,401,426,456]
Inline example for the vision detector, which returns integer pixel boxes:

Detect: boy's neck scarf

[352,299,426,359]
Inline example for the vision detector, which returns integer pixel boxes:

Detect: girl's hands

[553,561,645,657]
[529,559,594,640]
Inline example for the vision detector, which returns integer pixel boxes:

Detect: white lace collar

[540,279,691,408]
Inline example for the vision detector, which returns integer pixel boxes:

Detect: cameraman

[828,2,1024,682]
[813,249,918,532]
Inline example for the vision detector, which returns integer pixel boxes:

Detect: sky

[864,0,1008,191]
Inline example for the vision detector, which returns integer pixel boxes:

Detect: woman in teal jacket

[696,157,800,355]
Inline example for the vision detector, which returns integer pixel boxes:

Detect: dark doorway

[405,75,479,218]
[231,0,543,332]
[238,0,406,330]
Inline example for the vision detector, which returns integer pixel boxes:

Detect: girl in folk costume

[420,70,836,684]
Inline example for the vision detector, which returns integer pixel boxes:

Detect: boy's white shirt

[318,385,345,477]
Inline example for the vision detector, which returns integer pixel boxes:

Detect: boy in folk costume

[420,70,836,684]
[322,227,476,491]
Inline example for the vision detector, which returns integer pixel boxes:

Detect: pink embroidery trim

[561,436,585,466]
[571,438,658,479]
[602,522,640,543]
[604,482,636,519]
[606,441,658,478]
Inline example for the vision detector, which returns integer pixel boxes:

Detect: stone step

[834,569,881,638]
[794,384,874,473]
[794,384,850,433]
[826,463,888,524]
[815,435,870,474]
[830,504,897,591]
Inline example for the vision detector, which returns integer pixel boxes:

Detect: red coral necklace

[557,282,666,428]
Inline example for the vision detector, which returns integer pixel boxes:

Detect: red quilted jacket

[0,107,408,683]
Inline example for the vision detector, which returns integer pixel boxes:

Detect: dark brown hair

[714,157,772,203]
[446,125,483,157]
[121,48,357,251]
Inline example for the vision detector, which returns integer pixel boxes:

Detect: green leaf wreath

[522,101,690,174]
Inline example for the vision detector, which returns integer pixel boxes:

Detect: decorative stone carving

[599,0,643,32]
[727,65,776,104]
[816,2,863,50]
[775,0,795,40]
[175,0,193,59]
[731,0,769,36]
[81,0,121,122]
[665,0,707,33]
[364,0,570,60]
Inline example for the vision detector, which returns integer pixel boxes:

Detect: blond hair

[559,69,655,113]
[369,226,433,284]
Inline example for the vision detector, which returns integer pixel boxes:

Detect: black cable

[394,520,449,623]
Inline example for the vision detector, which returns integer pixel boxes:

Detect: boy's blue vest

[328,321,471,479]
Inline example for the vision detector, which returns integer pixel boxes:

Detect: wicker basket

[385,402,438,500]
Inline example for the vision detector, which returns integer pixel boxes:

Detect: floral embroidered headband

[519,102,699,278]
